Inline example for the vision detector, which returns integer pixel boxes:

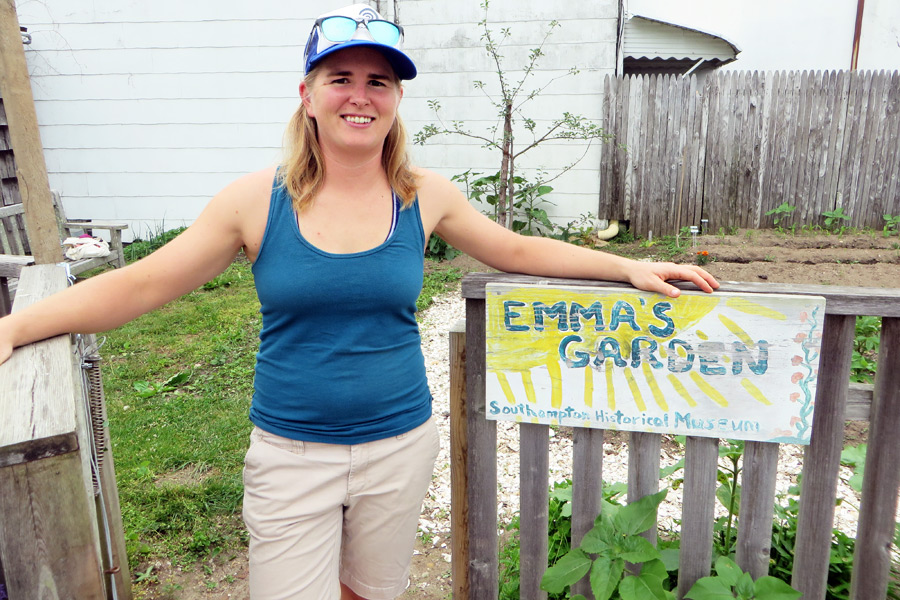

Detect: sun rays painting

[485,283,826,444]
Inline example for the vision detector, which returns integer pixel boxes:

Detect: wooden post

[0,0,63,264]
[465,297,498,600]
[850,317,900,600]
[0,265,105,599]
[792,314,855,599]
[677,436,719,598]
[450,320,469,600]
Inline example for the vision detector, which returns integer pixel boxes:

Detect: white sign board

[485,283,826,444]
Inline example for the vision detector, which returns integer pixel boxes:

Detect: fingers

[629,263,720,296]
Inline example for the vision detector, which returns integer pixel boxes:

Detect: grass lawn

[100,256,462,574]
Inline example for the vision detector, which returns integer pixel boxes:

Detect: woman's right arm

[0,169,271,363]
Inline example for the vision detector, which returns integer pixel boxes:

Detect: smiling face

[300,46,403,160]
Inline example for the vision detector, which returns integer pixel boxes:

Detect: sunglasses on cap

[312,15,403,49]
[303,7,416,80]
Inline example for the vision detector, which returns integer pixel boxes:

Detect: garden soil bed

[134,229,897,600]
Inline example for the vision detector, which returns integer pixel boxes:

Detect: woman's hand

[626,261,720,298]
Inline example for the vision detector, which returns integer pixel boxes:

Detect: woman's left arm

[424,170,719,298]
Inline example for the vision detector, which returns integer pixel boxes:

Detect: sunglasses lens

[366,20,401,46]
[320,16,358,41]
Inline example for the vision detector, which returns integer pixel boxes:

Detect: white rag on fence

[62,236,110,260]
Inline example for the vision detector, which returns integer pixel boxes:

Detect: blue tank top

[250,177,432,444]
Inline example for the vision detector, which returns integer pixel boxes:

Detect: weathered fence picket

[599,70,900,237]
[451,272,900,600]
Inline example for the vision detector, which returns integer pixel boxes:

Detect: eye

[369,79,387,87]
[329,77,350,84]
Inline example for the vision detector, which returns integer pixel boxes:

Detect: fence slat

[792,313,855,598]
[735,441,779,579]
[571,428,604,599]
[850,317,900,600]
[677,436,719,598]
[628,431,662,548]
[600,70,900,236]
[464,298,498,599]
[519,423,549,600]
[450,321,469,600]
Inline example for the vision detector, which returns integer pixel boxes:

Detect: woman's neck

[320,147,389,194]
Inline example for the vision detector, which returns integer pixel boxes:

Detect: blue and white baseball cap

[303,4,417,80]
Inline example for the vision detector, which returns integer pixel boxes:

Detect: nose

[348,81,371,106]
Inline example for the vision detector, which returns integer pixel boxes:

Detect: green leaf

[133,381,158,398]
[685,576,737,600]
[615,490,667,535]
[619,573,667,600]
[735,572,754,598]
[713,556,743,587]
[541,549,592,594]
[619,535,659,563]
[164,371,191,387]
[659,548,681,572]
[753,576,802,600]
[590,557,624,600]
[641,558,670,580]
[579,524,613,554]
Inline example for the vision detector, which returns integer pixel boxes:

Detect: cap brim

[308,39,417,80]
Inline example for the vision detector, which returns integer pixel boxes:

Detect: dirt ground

[134,228,897,600]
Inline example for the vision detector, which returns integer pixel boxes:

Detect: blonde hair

[279,65,419,213]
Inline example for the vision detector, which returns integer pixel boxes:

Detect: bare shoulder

[413,167,468,234]
[218,167,277,207]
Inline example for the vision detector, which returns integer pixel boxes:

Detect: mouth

[343,115,373,124]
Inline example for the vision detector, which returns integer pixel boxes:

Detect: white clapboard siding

[17,0,617,237]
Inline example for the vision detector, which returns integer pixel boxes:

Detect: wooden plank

[461,272,900,318]
[0,451,106,599]
[850,317,900,600]
[853,71,887,229]
[677,436,719,598]
[791,314,856,599]
[748,71,765,227]
[735,440,779,579]
[0,265,75,452]
[696,74,711,228]
[464,298,498,599]
[823,71,851,217]
[519,423,549,600]
[628,432,661,545]
[880,72,900,221]
[0,0,62,264]
[449,321,469,600]
[571,427,604,599]
[865,72,899,229]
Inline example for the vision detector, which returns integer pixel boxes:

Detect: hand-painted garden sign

[485,283,826,444]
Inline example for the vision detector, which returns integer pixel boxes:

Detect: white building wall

[16,0,618,240]
[629,0,900,71]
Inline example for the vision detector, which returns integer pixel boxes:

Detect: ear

[299,81,315,117]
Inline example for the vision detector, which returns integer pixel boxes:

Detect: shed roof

[624,15,740,64]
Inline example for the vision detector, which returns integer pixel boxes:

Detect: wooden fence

[599,70,900,237]
[451,272,900,600]
[0,265,131,599]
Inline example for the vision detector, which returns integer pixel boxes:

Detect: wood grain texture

[519,423,549,600]
[464,299,498,599]
[0,0,62,263]
[850,317,900,600]
[677,436,719,598]
[462,272,900,318]
[571,427,604,599]
[735,441,779,579]
[0,265,75,452]
[450,321,469,600]
[792,314,855,599]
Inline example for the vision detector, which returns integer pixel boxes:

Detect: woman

[0,4,718,599]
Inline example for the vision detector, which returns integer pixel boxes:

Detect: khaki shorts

[242,417,440,600]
